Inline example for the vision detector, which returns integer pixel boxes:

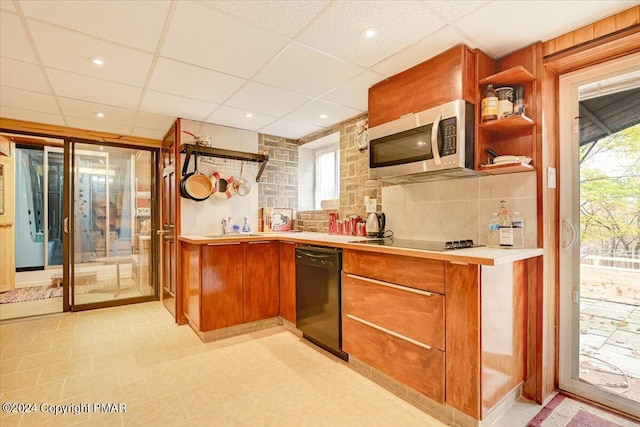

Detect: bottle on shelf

[498,200,513,248]
[511,211,524,248]
[488,213,500,247]
[481,84,498,122]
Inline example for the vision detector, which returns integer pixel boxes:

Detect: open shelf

[479,114,535,133]
[479,162,535,175]
[179,144,269,182]
[478,65,535,86]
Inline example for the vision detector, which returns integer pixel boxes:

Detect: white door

[559,52,640,417]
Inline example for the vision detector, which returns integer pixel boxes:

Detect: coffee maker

[365,212,385,238]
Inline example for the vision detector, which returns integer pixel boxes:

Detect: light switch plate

[548,167,557,189]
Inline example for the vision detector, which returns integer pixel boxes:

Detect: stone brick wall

[337,113,382,221]
[257,134,298,210]
[295,210,329,233]
[296,112,382,230]
[259,113,383,233]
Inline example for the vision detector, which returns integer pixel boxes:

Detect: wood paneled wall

[543,6,639,57]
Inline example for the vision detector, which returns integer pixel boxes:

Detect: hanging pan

[180,155,212,201]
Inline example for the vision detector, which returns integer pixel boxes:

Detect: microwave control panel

[441,117,457,156]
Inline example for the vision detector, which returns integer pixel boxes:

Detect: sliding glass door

[559,53,640,417]
[65,140,157,310]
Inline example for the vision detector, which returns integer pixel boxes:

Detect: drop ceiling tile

[455,0,637,58]
[372,25,477,77]
[203,0,329,37]
[422,1,490,22]
[253,42,364,97]
[297,1,446,68]
[28,21,153,87]
[0,86,58,114]
[205,106,276,132]
[0,1,17,12]
[134,111,176,131]
[0,105,64,126]
[18,0,170,52]
[47,68,141,109]
[225,82,312,117]
[149,58,245,104]
[321,70,385,110]
[65,116,132,135]
[259,118,323,140]
[131,126,167,140]
[285,99,362,128]
[141,90,217,122]
[1,11,37,63]
[162,1,290,78]
[58,98,137,126]
[0,57,50,93]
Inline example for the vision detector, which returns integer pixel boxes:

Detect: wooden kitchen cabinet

[368,45,476,127]
[342,248,531,421]
[342,249,446,403]
[475,44,542,175]
[181,239,280,333]
[279,241,296,324]
[244,240,280,322]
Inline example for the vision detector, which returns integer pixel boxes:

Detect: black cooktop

[348,238,483,252]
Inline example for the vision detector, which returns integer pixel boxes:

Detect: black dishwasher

[295,246,347,360]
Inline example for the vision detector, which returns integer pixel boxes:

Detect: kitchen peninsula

[178,232,542,426]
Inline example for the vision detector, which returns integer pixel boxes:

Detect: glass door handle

[63,217,69,234]
[156,229,169,235]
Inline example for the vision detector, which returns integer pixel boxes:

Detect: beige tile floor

[0,302,543,426]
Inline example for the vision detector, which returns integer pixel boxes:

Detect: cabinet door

[201,242,244,331]
[244,241,280,322]
[279,241,296,324]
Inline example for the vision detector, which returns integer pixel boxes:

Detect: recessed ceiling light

[245,113,253,118]
[361,28,377,39]
[95,112,105,118]
[319,114,328,119]
[89,57,105,66]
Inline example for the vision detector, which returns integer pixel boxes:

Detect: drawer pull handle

[345,274,433,296]
[207,242,241,246]
[346,314,432,350]
[248,241,270,244]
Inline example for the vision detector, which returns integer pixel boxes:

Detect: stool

[94,256,133,297]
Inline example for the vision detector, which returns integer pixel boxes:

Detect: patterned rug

[528,393,639,426]
[0,285,62,303]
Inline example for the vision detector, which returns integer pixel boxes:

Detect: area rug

[528,393,639,426]
[0,285,62,304]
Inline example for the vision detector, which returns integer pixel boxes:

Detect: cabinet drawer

[343,315,444,403]
[343,273,444,350]
[343,250,445,294]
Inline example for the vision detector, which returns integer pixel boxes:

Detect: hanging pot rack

[179,144,269,182]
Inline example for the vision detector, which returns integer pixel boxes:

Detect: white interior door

[559,52,640,417]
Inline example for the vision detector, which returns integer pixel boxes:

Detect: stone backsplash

[295,210,329,233]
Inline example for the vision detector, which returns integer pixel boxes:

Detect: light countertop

[179,231,543,266]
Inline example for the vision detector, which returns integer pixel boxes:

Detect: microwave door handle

[431,111,442,165]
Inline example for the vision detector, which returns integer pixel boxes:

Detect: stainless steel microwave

[368,99,477,182]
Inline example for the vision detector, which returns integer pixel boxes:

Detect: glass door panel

[69,141,156,308]
[559,54,640,417]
